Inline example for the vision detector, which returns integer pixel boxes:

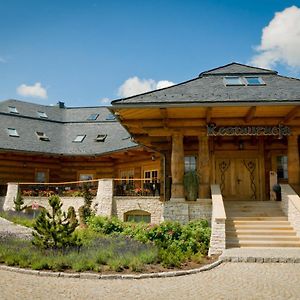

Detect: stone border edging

[0,260,222,280]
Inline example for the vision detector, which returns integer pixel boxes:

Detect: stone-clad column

[198,136,210,198]
[171,132,184,199]
[288,135,300,185]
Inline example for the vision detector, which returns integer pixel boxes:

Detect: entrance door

[215,157,259,200]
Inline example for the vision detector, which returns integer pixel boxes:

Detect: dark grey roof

[111,63,300,106]
[0,99,137,155]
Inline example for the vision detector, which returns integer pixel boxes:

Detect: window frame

[244,76,265,86]
[223,76,245,86]
[73,134,86,143]
[87,113,99,121]
[36,131,50,141]
[37,111,48,119]
[95,134,107,142]
[7,128,19,137]
[8,106,19,114]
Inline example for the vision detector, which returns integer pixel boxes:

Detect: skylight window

[8,106,19,114]
[105,113,116,121]
[224,77,245,86]
[37,111,48,118]
[7,128,19,137]
[36,131,50,141]
[244,77,265,85]
[87,113,99,120]
[95,134,107,142]
[73,134,86,143]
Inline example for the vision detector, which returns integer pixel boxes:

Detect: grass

[0,230,158,273]
[0,210,37,228]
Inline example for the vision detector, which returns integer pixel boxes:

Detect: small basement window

[124,210,151,223]
[36,131,50,141]
[105,113,116,121]
[8,106,19,114]
[73,134,86,143]
[95,134,107,142]
[7,128,19,137]
[244,76,265,85]
[87,113,99,120]
[224,76,245,86]
[37,111,48,118]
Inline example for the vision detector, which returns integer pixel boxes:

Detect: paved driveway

[1,262,300,299]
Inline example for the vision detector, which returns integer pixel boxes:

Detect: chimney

[57,101,65,109]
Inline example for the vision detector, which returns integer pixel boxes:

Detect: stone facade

[0,196,4,211]
[95,179,113,217]
[3,183,18,211]
[113,196,163,224]
[281,184,300,237]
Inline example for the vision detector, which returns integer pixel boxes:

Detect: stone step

[226,230,297,236]
[226,240,300,248]
[227,223,293,229]
[226,235,300,241]
[226,220,290,226]
[227,217,287,221]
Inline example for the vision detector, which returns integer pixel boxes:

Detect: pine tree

[78,182,94,226]
[32,195,80,250]
[14,189,25,211]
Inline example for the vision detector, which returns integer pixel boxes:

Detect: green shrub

[32,195,80,250]
[14,189,25,212]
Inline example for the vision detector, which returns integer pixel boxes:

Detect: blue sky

[1,0,300,106]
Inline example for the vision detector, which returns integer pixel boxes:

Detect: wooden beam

[284,106,300,123]
[245,106,256,123]
[206,107,212,124]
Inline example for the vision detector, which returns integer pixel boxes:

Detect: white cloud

[118,76,175,98]
[250,6,300,70]
[17,82,47,99]
[99,97,111,105]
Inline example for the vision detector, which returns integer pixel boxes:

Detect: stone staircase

[225,201,300,248]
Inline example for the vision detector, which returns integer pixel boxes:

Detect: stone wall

[113,196,163,224]
[281,184,300,237]
[188,199,212,222]
[95,179,113,217]
[0,196,4,211]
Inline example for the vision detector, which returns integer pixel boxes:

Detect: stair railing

[280,184,300,237]
[208,184,227,256]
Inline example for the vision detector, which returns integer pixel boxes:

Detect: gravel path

[0,217,32,239]
[1,262,300,299]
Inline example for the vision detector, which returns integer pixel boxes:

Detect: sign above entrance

[207,124,291,138]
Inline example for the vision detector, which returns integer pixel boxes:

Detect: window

[185,156,197,172]
[144,170,158,183]
[79,174,94,181]
[95,134,107,142]
[35,169,49,183]
[224,76,244,86]
[37,111,48,118]
[8,106,19,114]
[105,113,115,121]
[277,156,288,180]
[7,128,19,137]
[244,76,265,85]
[87,113,99,120]
[124,210,151,223]
[120,169,134,184]
[36,131,50,141]
[73,134,86,143]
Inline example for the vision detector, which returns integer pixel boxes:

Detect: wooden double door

[215,155,260,201]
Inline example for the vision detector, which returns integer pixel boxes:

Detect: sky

[1,0,300,107]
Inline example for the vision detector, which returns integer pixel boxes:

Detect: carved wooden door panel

[215,158,259,200]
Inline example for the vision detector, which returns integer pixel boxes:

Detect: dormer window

[7,128,19,137]
[87,113,99,120]
[36,131,50,141]
[37,111,48,118]
[244,76,265,85]
[105,113,115,121]
[224,76,245,86]
[95,134,107,142]
[73,134,86,143]
[8,106,19,114]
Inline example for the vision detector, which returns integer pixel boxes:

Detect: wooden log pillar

[288,135,300,185]
[198,136,210,198]
[171,133,184,199]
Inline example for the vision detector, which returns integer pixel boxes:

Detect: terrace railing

[113,179,160,197]
[19,179,99,198]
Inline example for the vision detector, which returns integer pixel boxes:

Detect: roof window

[8,106,19,114]
[87,113,99,120]
[36,131,50,141]
[105,113,116,121]
[37,111,48,118]
[7,128,19,137]
[95,134,107,142]
[224,76,245,86]
[244,76,265,85]
[73,134,86,143]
